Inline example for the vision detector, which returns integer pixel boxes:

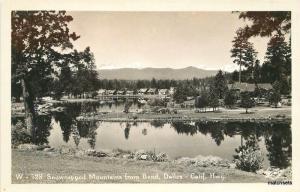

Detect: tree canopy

[11,11,99,142]
[238,11,291,37]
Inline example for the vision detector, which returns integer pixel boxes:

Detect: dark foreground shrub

[11,120,31,148]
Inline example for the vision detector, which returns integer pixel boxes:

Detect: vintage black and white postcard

[1,0,300,191]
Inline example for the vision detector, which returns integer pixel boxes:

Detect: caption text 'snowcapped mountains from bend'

[98,66,218,80]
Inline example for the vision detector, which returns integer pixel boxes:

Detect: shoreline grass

[12,150,268,183]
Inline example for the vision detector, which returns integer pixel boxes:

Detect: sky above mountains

[68,12,269,72]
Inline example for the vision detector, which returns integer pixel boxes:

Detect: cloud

[223,63,239,72]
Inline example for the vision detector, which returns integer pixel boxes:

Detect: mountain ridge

[98,66,218,80]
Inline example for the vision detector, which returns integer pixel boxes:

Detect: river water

[12,102,292,169]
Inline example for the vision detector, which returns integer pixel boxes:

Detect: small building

[228,82,273,98]
[138,88,148,95]
[158,89,169,96]
[147,88,157,95]
[186,96,195,101]
[41,96,53,101]
[169,87,176,95]
[228,83,272,92]
[126,90,134,95]
[228,83,256,92]
[97,89,107,95]
[257,83,273,91]
[117,90,125,95]
[107,90,117,95]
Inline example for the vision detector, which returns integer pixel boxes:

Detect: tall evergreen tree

[231,28,257,83]
[252,60,261,84]
[262,35,290,89]
[213,70,228,99]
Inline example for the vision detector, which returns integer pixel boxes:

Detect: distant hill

[98,66,218,80]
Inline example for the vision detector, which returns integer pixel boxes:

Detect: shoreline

[11,148,266,183]
[12,103,291,123]
[76,106,291,123]
[12,146,292,184]
[76,115,291,123]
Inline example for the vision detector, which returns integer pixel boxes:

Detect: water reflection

[124,122,131,140]
[265,123,292,168]
[142,128,147,136]
[11,102,291,169]
[150,120,165,128]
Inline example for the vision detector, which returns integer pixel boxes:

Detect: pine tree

[240,92,255,114]
[231,28,257,83]
[263,35,290,83]
[224,90,237,108]
[213,70,228,99]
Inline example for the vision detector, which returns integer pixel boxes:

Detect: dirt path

[12,150,267,184]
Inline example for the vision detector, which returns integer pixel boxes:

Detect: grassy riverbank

[77,106,291,122]
[12,150,267,183]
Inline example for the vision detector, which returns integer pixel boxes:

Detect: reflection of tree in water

[80,102,100,114]
[210,127,225,146]
[196,122,225,145]
[52,112,73,142]
[195,122,210,135]
[171,122,198,136]
[264,122,291,168]
[142,128,147,136]
[52,103,82,142]
[132,121,138,127]
[52,103,99,143]
[77,120,99,149]
[88,133,96,149]
[150,120,165,128]
[124,122,131,140]
[240,122,260,141]
[71,120,80,148]
[34,114,52,145]
[224,122,241,137]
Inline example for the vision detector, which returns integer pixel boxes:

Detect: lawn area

[12,150,267,184]
[78,106,291,122]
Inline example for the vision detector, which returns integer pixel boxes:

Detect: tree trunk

[239,63,242,84]
[21,78,36,143]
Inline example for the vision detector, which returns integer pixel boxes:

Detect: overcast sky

[68,12,270,72]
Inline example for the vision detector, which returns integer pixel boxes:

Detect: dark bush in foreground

[12,120,32,147]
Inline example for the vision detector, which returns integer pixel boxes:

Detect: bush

[224,90,237,108]
[195,91,209,112]
[91,91,98,98]
[11,120,32,147]
[208,91,219,111]
[148,98,166,107]
[269,91,281,107]
[233,137,264,172]
[240,92,255,113]
[132,113,138,119]
[134,150,169,162]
